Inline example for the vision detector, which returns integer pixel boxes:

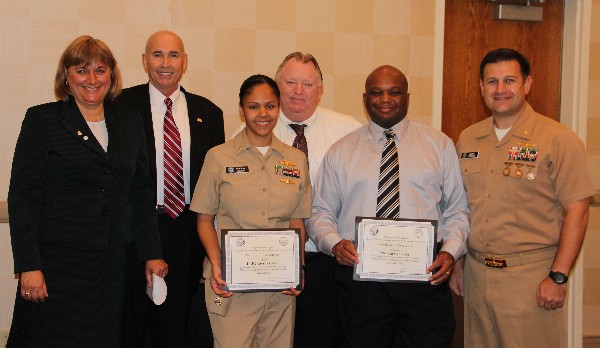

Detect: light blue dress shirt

[307,118,470,260]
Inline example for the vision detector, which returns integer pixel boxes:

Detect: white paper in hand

[146,273,167,305]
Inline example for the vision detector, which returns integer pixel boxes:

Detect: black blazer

[117,84,225,198]
[8,99,162,273]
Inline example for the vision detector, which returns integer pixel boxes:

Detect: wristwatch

[548,271,569,285]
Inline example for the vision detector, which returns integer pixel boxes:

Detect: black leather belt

[304,252,322,261]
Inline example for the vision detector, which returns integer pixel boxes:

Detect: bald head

[363,65,410,128]
[365,65,407,91]
[143,30,188,96]
[145,30,185,54]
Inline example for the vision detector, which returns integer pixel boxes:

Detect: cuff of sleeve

[440,238,467,261]
[321,234,343,257]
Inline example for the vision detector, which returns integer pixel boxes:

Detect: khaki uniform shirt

[190,130,312,245]
[457,103,595,255]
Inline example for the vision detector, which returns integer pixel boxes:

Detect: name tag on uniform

[225,166,249,173]
[460,152,479,159]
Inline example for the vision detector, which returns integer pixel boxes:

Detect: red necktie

[163,97,185,219]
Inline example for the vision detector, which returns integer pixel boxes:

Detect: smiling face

[276,58,323,122]
[240,83,280,147]
[66,61,111,111]
[363,66,410,129]
[143,31,188,97]
[480,59,532,121]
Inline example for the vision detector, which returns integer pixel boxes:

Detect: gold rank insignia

[280,178,296,185]
[278,160,296,167]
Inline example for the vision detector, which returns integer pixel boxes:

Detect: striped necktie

[376,130,399,218]
[163,97,185,219]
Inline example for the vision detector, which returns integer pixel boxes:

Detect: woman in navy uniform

[190,75,312,348]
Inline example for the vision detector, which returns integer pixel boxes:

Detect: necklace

[87,113,105,128]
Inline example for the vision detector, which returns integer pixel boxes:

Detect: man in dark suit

[118,30,224,348]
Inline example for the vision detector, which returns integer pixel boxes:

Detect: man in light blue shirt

[308,65,469,347]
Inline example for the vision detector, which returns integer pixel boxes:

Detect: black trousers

[336,264,455,348]
[123,208,212,347]
[294,252,340,348]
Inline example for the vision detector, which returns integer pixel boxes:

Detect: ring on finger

[25,291,31,296]
[445,271,451,276]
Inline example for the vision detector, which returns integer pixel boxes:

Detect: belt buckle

[484,257,507,268]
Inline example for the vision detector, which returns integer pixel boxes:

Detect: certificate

[221,228,302,292]
[353,217,438,282]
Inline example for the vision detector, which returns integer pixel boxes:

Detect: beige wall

[584,0,600,338]
[0,0,438,330]
[0,0,598,341]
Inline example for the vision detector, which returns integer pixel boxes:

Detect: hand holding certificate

[354,217,438,282]
[221,229,303,292]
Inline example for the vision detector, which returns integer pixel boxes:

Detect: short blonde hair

[274,52,323,85]
[54,35,122,101]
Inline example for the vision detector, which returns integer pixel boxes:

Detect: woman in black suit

[7,35,168,347]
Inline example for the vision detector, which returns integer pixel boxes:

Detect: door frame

[433,1,593,347]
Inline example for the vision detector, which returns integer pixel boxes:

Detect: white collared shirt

[149,83,191,204]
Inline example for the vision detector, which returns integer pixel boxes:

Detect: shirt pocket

[274,177,301,220]
[460,159,483,204]
[499,162,536,204]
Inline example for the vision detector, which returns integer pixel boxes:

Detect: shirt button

[490,170,494,173]
[496,147,499,150]
[486,194,491,198]
[104,167,111,174]
[102,188,111,195]
[262,188,267,192]
[485,218,489,223]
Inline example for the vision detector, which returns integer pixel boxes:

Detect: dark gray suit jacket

[117,84,225,195]
[8,98,162,273]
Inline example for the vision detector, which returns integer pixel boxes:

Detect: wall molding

[563,1,592,348]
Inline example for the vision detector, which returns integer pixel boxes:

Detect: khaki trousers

[464,253,566,348]
[205,281,295,348]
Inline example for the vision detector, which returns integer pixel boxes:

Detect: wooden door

[442,0,564,144]
[442,1,564,347]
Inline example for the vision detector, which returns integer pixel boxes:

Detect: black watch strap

[549,271,569,285]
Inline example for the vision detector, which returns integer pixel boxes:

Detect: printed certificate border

[353,217,438,283]
[221,228,302,292]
